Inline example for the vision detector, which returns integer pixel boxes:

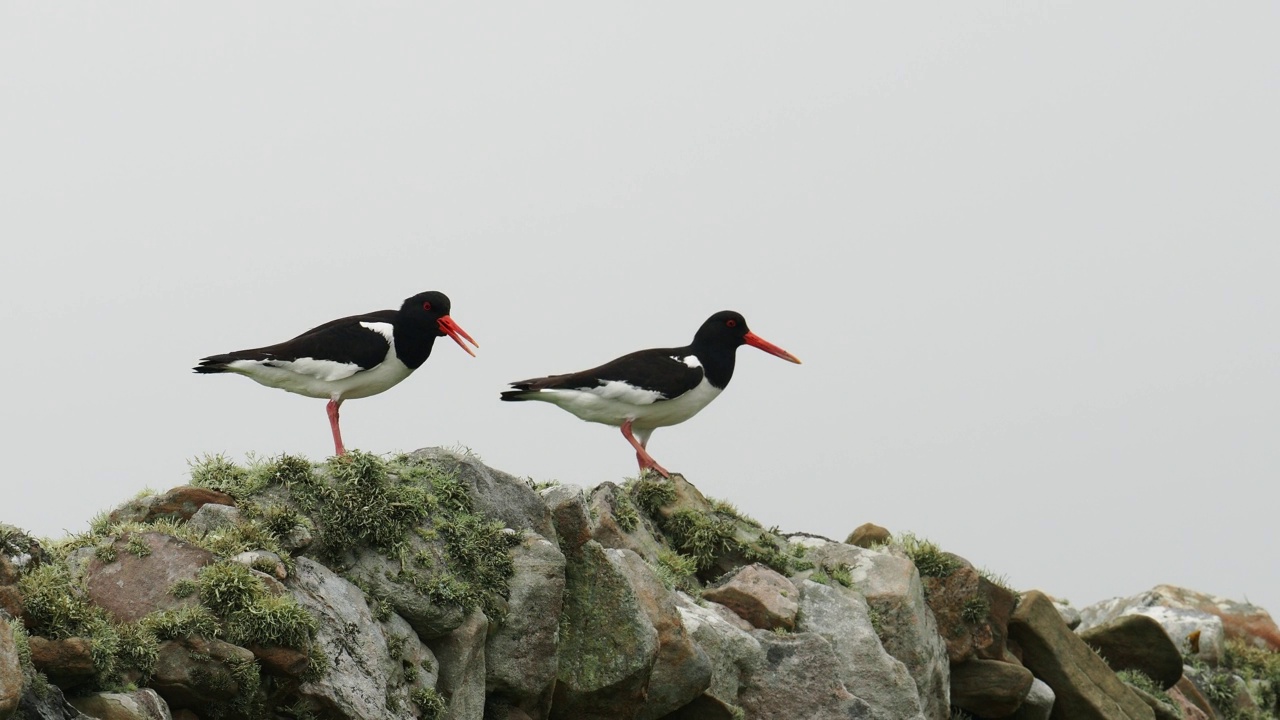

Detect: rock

[1082,603,1226,666]
[428,609,488,720]
[1143,585,1280,651]
[540,484,592,552]
[245,644,310,677]
[1078,614,1183,690]
[705,601,755,633]
[1010,678,1055,720]
[82,532,214,623]
[1125,685,1183,720]
[183,504,240,536]
[702,563,799,631]
[1009,590,1154,720]
[68,689,172,720]
[794,538,950,720]
[673,593,763,709]
[1051,596,1082,630]
[151,636,256,709]
[108,487,234,525]
[0,587,22,622]
[920,563,1016,663]
[402,448,556,541]
[16,680,93,720]
[485,531,565,719]
[949,658,1035,718]
[588,483,665,563]
[846,522,891,548]
[552,540,659,720]
[231,550,287,581]
[738,630,872,719]
[342,545,466,640]
[1079,587,1245,662]
[0,556,17,585]
[795,580,924,719]
[607,549,711,720]
[288,557,425,719]
[1,619,21,718]
[28,637,95,681]
[1166,680,1211,720]
[657,694,738,720]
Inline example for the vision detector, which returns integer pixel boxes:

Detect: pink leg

[326,399,346,456]
[621,419,669,478]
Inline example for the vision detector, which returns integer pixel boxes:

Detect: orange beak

[438,315,478,357]
[744,331,801,364]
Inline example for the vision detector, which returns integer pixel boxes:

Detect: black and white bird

[194,291,477,456]
[501,310,800,478]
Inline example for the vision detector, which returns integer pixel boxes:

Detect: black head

[692,310,801,363]
[398,291,478,357]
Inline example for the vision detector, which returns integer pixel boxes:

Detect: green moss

[826,562,853,588]
[653,550,700,595]
[1221,639,1280,712]
[961,596,990,624]
[612,492,640,532]
[143,605,222,640]
[628,477,676,515]
[898,533,961,578]
[94,542,117,563]
[17,563,98,639]
[189,453,252,495]
[198,561,263,611]
[435,514,518,619]
[125,535,152,558]
[662,509,736,573]
[411,687,447,719]
[226,593,317,649]
[8,618,52,699]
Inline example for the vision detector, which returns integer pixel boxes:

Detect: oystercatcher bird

[194,291,477,456]
[501,310,800,478]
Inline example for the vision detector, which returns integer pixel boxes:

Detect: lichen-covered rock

[737,630,872,719]
[68,689,172,720]
[343,546,467,640]
[485,531,565,718]
[540,484,592,552]
[108,487,235,525]
[552,540,658,720]
[949,658,1034,718]
[673,593,762,709]
[428,609,488,720]
[289,557,429,719]
[588,483,665,563]
[1078,614,1183,690]
[1009,590,1154,720]
[702,564,799,631]
[1080,585,1269,660]
[184,503,240,536]
[796,580,925,719]
[920,563,1016,663]
[404,448,556,542]
[794,538,950,720]
[606,549,711,720]
[82,532,214,623]
[151,636,256,709]
[1080,601,1225,666]
[1,618,22,719]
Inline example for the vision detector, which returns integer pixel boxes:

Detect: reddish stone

[1148,585,1280,651]
[702,563,799,631]
[28,636,96,678]
[109,486,235,525]
[922,565,1016,663]
[247,644,311,677]
[83,532,214,623]
[845,522,891,548]
[0,586,23,620]
[0,554,18,585]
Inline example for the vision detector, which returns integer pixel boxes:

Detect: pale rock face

[1079,593,1227,665]
[674,592,764,707]
[68,689,173,720]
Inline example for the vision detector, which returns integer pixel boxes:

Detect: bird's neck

[686,342,737,390]
[393,322,436,369]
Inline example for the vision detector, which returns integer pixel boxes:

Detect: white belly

[534,377,723,430]
[228,353,414,401]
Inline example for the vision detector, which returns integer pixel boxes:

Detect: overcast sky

[2,4,1277,616]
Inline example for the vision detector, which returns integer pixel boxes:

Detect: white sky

[2,4,1278,615]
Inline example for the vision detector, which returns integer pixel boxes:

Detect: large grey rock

[428,610,488,720]
[289,557,428,719]
[950,659,1035,718]
[151,637,256,710]
[343,545,467,640]
[68,689,172,720]
[82,532,214,622]
[184,503,241,536]
[1009,591,1154,720]
[552,541,658,720]
[796,580,924,720]
[1084,584,1280,651]
[738,630,872,719]
[485,531,565,718]
[540,484,592,552]
[403,448,556,542]
[674,593,763,708]
[794,538,950,720]
[16,681,92,720]
[1080,596,1226,665]
[1079,614,1183,690]
[702,563,799,631]
[606,549,711,720]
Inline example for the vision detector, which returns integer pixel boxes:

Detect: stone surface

[846,522,891,548]
[702,563,799,631]
[607,549,711,720]
[1009,590,1154,720]
[428,609,488,720]
[82,532,214,623]
[288,557,423,719]
[1079,614,1183,690]
[1,618,21,719]
[1168,678,1212,720]
[0,587,22,622]
[1126,686,1183,720]
[404,448,556,541]
[151,636,256,709]
[552,540,658,720]
[1051,596,1082,630]
[245,644,310,677]
[540,484,593,552]
[738,630,872,719]
[657,694,737,720]
[231,550,287,581]
[28,637,95,681]
[343,546,466,640]
[1079,587,1240,662]
[796,579,924,719]
[0,556,17,586]
[950,658,1035,718]
[921,564,1016,663]
[485,531,565,719]
[108,486,235,525]
[1010,678,1055,720]
[16,680,92,720]
[68,689,172,720]
[588,483,665,563]
[673,592,763,710]
[793,538,950,720]
[183,503,240,536]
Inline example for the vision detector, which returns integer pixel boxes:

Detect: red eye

[422,301,432,311]
[726,319,737,328]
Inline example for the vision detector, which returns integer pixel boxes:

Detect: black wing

[195,310,396,374]
[504,348,704,400]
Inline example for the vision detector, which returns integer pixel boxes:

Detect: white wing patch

[235,357,362,382]
[360,321,396,344]
[673,355,702,369]
[584,380,666,405]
